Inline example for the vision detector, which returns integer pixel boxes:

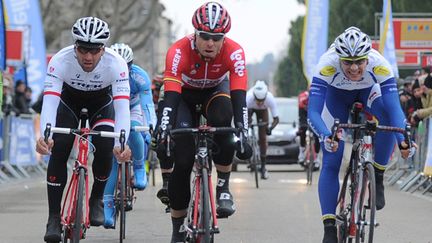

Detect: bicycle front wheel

[201,168,212,243]
[356,162,375,243]
[253,147,260,189]
[337,168,352,243]
[120,162,126,242]
[71,168,85,243]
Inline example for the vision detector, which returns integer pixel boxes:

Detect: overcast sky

[159,0,306,64]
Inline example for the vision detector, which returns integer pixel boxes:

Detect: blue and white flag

[379,0,399,78]
[301,0,329,84]
[0,0,6,71]
[4,0,46,101]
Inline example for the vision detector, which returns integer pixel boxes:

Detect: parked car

[232,97,299,171]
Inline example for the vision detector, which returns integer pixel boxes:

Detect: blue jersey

[308,48,405,143]
[129,64,156,127]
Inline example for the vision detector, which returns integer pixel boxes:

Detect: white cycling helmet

[71,17,110,46]
[253,80,268,100]
[110,43,134,64]
[334,26,371,58]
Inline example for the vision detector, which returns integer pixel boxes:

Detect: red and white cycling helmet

[192,2,231,33]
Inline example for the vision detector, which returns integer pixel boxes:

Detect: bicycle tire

[337,167,352,243]
[71,168,85,243]
[356,163,375,243]
[126,162,134,212]
[253,142,260,189]
[201,168,212,243]
[120,162,126,242]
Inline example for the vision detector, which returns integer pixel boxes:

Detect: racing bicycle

[44,108,126,243]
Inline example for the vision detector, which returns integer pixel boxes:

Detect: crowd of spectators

[2,74,35,116]
[399,66,432,127]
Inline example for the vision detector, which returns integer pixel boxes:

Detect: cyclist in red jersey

[297,90,320,170]
[154,2,252,242]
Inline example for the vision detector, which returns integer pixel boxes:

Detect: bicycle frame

[248,124,262,189]
[44,109,125,243]
[169,125,240,243]
[334,113,410,243]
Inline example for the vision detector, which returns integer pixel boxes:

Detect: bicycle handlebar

[330,119,412,149]
[44,123,127,150]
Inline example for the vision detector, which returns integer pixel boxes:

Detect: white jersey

[314,48,394,91]
[246,90,278,117]
[41,45,131,145]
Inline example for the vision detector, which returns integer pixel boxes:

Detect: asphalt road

[0,164,431,243]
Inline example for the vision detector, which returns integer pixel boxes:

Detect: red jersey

[163,34,248,93]
[298,90,309,109]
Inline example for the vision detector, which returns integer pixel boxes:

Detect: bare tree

[40,0,168,72]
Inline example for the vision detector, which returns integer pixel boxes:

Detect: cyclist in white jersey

[246,80,279,179]
[35,17,131,243]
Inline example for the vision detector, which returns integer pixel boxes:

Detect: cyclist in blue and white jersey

[103,43,156,228]
[307,26,417,243]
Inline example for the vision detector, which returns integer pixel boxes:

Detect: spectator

[14,80,31,114]
[25,87,32,106]
[2,77,16,115]
[411,76,432,125]
[399,78,415,119]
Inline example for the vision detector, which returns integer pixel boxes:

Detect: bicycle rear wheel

[119,162,126,242]
[201,168,212,243]
[71,168,85,243]
[355,163,375,243]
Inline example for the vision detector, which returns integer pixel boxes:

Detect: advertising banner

[9,116,37,166]
[393,18,432,50]
[379,0,399,78]
[0,0,6,71]
[4,0,46,101]
[301,0,329,84]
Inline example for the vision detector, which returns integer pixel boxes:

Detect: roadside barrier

[0,113,45,184]
[385,117,432,196]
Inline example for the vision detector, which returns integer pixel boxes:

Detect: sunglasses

[76,45,103,55]
[196,30,225,42]
[341,58,367,66]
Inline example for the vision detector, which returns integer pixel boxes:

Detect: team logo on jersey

[94,74,101,79]
[120,72,126,78]
[373,66,390,76]
[171,49,182,76]
[76,74,80,78]
[230,49,245,77]
[49,66,55,73]
[319,66,336,76]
